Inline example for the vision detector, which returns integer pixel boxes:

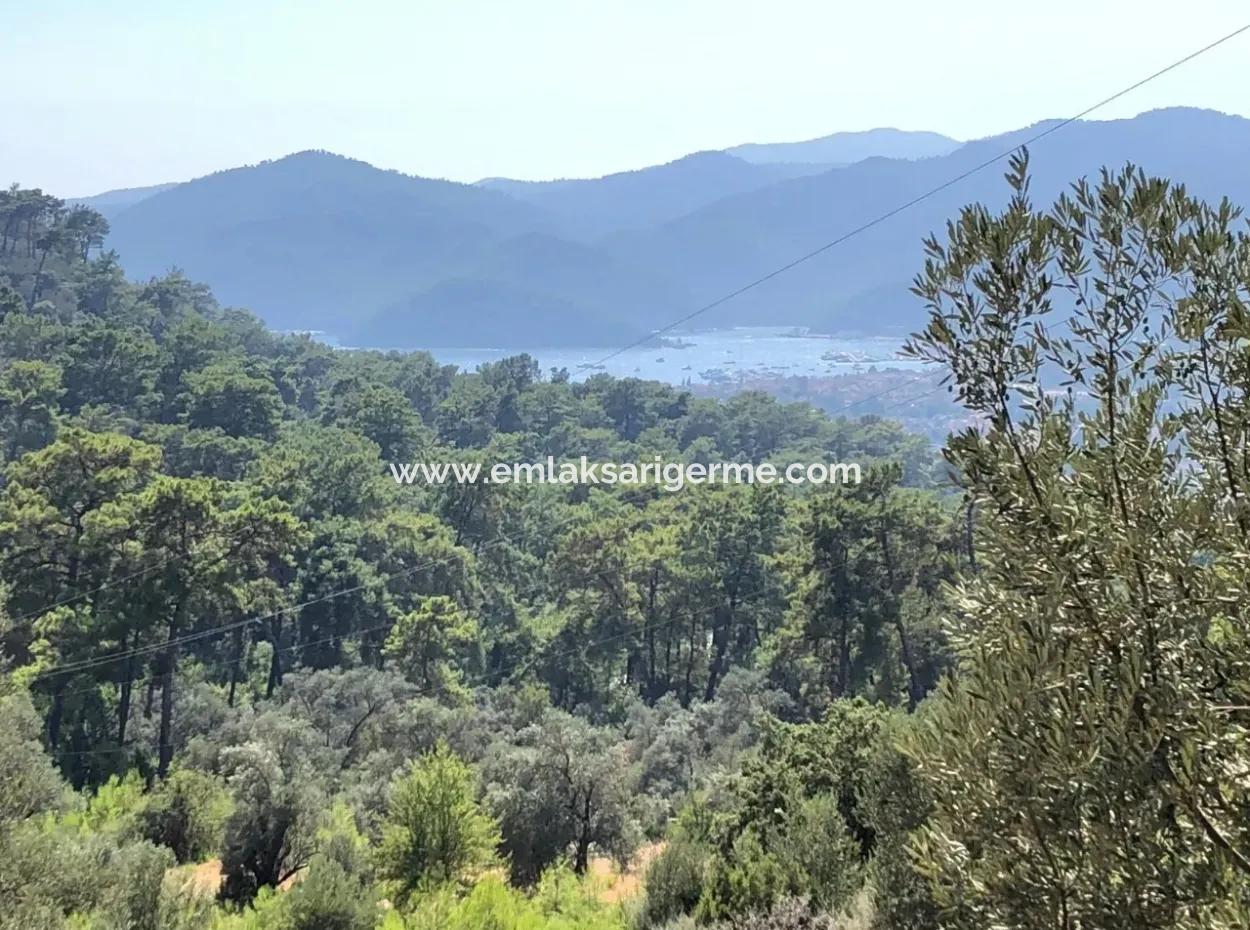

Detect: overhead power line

[576,21,1250,374]
[29,369,948,686]
[18,20,1249,683]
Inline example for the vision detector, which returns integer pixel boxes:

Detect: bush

[693,794,860,922]
[316,801,373,881]
[58,770,146,840]
[376,743,500,903]
[279,854,379,930]
[57,835,174,930]
[689,702,926,925]
[771,794,861,914]
[857,723,936,930]
[138,768,232,863]
[154,874,216,930]
[719,897,842,930]
[402,868,628,930]
[697,832,790,923]
[642,840,708,928]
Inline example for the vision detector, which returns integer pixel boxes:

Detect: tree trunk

[158,637,177,779]
[28,248,49,308]
[118,630,137,745]
[265,617,283,698]
[894,613,923,711]
[645,573,658,698]
[704,607,731,702]
[830,542,852,698]
[834,613,851,698]
[47,685,66,751]
[227,625,243,708]
[682,617,698,707]
[663,628,674,696]
[879,526,924,710]
[573,788,595,875]
[157,601,186,780]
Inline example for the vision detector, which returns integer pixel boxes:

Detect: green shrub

[138,768,233,863]
[642,840,708,928]
[697,832,790,923]
[402,867,628,930]
[316,800,373,880]
[377,743,500,904]
[689,702,930,925]
[771,794,861,914]
[56,770,146,839]
[716,897,842,930]
[59,836,174,930]
[154,874,216,930]
[857,721,936,930]
[280,854,379,930]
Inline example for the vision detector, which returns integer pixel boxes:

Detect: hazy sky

[4,0,1248,196]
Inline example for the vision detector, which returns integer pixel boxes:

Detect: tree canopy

[5,156,1244,929]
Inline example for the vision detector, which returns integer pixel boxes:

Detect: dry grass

[164,858,305,901]
[162,841,666,908]
[588,840,667,903]
[166,859,223,900]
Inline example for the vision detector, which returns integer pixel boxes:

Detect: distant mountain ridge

[73,129,942,224]
[106,151,569,345]
[82,108,1250,347]
[606,108,1250,334]
[726,127,961,165]
[69,183,180,218]
[476,151,829,238]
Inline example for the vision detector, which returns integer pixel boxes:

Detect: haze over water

[422,328,928,384]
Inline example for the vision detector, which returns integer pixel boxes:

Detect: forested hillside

[0,182,957,929]
[5,152,1250,930]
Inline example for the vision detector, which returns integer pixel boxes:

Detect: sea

[420,327,928,385]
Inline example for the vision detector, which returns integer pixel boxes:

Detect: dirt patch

[589,840,666,903]
[165,858,303,900]
[167,859,223,900]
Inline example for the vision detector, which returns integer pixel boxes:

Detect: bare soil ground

[166,858,304,899]
[588,841,666,903]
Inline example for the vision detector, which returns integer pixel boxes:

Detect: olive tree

[905,155,1250,929]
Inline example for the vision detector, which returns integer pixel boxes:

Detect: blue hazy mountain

[726,127,961,165]
[476,151,829,238]
[355,232,689,347]
[606,108,1250,334]
[105,151,570,341]
[69,182,180,218]
[94,108,1250,346]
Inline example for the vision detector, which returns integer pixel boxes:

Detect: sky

[3,0,1249,197]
